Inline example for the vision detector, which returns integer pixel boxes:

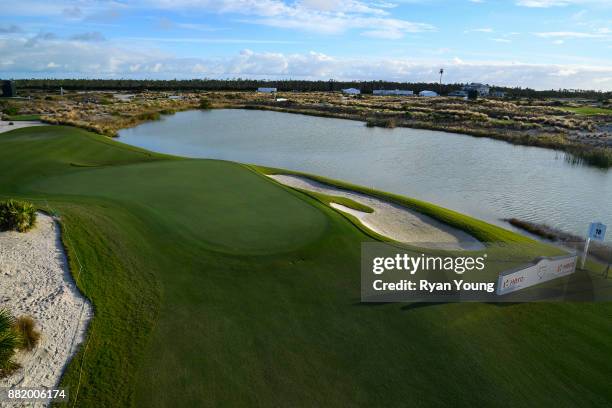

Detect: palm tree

[0,309,21,378]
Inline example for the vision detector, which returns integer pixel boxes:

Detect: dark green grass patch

[3,114,41,121]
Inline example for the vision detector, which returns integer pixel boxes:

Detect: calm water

[120,109,612,242]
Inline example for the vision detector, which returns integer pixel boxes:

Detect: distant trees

[4,78,610,100]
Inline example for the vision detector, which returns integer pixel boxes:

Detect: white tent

[373,89,413,96]
[419,90,438,97]
[342,88,361,95]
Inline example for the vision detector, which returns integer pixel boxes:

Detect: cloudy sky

[1,0,612,90]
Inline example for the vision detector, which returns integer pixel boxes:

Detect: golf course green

[1,125,611,407]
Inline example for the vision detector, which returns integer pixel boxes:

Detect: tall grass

[14,316,41,351]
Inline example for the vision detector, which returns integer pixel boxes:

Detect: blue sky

[1,0,612,89]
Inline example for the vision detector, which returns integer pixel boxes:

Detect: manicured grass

[560,106,612,116]
[1,126,612,407]
[3,114,41,121]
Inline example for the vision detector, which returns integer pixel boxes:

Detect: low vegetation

[0,199,37,232]
[559,106,612,116]
[0,309,21,378]
[0,310,40,379]
[506,218,612,263]
[14,316,41,352]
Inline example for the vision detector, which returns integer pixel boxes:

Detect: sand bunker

[270,175,484,250]
[0,213,92,394]
[0,120,46,134]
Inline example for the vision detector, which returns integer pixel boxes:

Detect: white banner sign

[497,255,577,296]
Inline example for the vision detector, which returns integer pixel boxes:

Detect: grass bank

[1,125,611,407]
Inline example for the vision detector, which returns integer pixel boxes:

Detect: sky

[1,0,612,90]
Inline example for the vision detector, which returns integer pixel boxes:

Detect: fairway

[1,126,612,407]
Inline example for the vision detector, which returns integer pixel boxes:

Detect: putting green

[1,126,611,407]
[25,160,328,254]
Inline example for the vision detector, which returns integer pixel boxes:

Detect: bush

[2,106,18,116]
[14,316,40,351]
[0,199,37,232]
[199,98,212,109]
[0,309,21,379]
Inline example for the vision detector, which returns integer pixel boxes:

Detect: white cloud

[465,28,494,33]
[2,36,612,90]
[3,0,434,40]
[534,31,606,38]
[516,0,612,7]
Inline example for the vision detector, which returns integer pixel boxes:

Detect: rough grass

[1,125,612,407]
[560,106,612,116]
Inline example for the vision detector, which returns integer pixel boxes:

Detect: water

[119,109,612,242]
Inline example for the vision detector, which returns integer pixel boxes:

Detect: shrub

[0,199,37,232]
[366,117,397,128]
[2,105,18,116]
[199,98,212,109]
[0,309,21,379]
[14,316,40,351]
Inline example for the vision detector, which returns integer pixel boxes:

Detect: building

[462,83,490,96]
[342,88,361,95]
[373,89,414,96]
[490,90,506,98]
[448,90,468,98]
[2,80,16,97]
[419,90,438,97]
[257,87,277,93]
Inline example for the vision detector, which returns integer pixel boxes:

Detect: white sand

[270,175,484,250]
[0,213,92,398]
[0,120,46,134]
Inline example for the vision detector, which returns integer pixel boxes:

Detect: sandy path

[269,175,484,250]
[0,120,46,134]
[0,213,92,404]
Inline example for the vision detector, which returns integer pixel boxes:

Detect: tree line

[4,78,611,99]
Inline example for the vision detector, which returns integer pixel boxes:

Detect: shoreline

[228,104,611,168]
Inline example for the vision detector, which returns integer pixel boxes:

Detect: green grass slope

[1,126,611,407]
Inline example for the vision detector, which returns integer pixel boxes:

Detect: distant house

[491,90,506,98]
[342,88,361,95]
[462,83,490,96]
[373,89,414,96]
[419,90,438,97]
[257,87,277,93]
[448,90,468,98]
[2,80,16,97]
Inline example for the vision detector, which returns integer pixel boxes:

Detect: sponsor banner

[360,242,607,302]
[496,255,577,296]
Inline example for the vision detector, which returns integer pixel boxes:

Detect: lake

[119,109,612,242]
